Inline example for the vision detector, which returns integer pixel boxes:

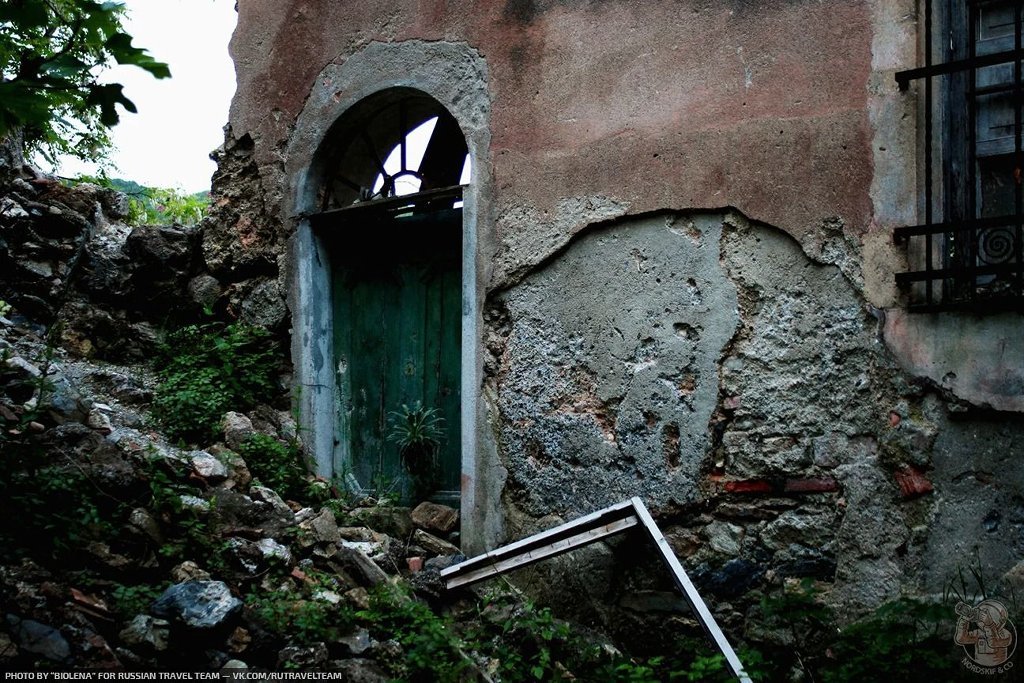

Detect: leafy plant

[126,186,208,226]
[359,584,469,682]
[387,402,445,450]
[151,322,279,443]
[140,456,226,569]
[822,598,960,683]
[387,402,445,502]
[237,433,308,501]
[0,0,170,163]
[71,176,209,226]
[249,571,355,645]
[0,459,120,561]
[111,582,166,619]
[752,577,999,682]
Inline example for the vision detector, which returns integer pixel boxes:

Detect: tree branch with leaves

[0,0,170,163]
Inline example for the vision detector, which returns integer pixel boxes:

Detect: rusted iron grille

[894,0,1024,312]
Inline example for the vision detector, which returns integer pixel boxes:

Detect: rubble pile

[0,161,481,675]
[0,308,468,673]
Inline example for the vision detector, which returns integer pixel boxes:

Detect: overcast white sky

[51,0,238,193]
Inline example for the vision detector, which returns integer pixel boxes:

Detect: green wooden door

[330,208,462,502]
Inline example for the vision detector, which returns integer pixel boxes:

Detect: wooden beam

[444,515,637,590]
[308,184,464,227]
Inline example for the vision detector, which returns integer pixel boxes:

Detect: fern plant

[387,402,445,502]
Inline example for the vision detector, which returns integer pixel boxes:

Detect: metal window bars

[894,0,1024,311]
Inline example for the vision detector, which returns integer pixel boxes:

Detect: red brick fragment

[894,466,933,499]
[407,557,424,573]
[723,479,774,494]
[784,477,840,494]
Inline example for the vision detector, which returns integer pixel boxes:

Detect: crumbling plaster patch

[490,209,904,515]
[494,212,738,517]
[486,207,1021,616]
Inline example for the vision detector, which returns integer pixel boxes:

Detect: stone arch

[283,41,501,552]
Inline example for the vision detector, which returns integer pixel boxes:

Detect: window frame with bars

[894,0,1024,312]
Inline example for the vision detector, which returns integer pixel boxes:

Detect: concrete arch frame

[284,40,502,553]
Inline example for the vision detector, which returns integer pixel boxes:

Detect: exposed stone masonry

[484,208,1024,629]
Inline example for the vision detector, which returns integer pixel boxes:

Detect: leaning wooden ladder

[440,497,753,683]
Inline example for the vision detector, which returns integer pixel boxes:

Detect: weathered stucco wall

[213,0,1024,624]
[227,0,875,273]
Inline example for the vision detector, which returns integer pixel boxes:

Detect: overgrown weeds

[151,322,279,443]
[237,433,308,502]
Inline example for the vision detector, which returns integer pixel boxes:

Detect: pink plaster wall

[229,0,874,245]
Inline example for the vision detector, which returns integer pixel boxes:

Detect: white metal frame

[440,497,753,683]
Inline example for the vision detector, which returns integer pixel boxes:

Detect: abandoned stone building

[208,0,1024,622]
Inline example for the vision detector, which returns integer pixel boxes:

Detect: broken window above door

[315,91,470,213]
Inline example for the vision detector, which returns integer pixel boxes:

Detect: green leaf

[105,32,170,77]
[42,54,91,78]
[85,82,134,125]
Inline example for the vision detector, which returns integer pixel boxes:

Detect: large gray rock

[240,277,287,330]
[331,547,389,587]
[7,616,70,662]
[212,489,294,538]
[336,628,373,656]
[347,506,414,541]
[222,411,254,451]
[256,538,293,565]
[128,507,164,544]
[151,580,242,630]
[189,450,229,481]
[249,485,292,516]
[410,501,459,534]
[298,508,341,546]
[412,529,460,557]
[278,643,328,669]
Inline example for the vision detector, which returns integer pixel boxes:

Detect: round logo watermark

[955,598,1017,674]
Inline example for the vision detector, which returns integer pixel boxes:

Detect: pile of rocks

[0,158,472,675]
[0,357,466,672]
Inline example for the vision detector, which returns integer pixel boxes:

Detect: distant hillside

[74,176,208,226]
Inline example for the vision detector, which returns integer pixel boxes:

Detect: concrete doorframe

[282,41,503,554]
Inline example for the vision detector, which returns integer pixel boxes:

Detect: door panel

[330,209,462,501]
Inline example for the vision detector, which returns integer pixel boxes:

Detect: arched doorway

[309,90,469,503]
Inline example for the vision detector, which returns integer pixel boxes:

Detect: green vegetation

[0,0,170,163]
[127,185,207,226]
[745,576,1015,682]
[237,433,308,501]
[73,176,210,225]
[387,402,445,501]
[142,456,226,568]
[0,460,118,560]
[359,584,472,682]
[151,322,279,443]
[249,571,356,644]
[358,585,759,683]
[111,582,167,619]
